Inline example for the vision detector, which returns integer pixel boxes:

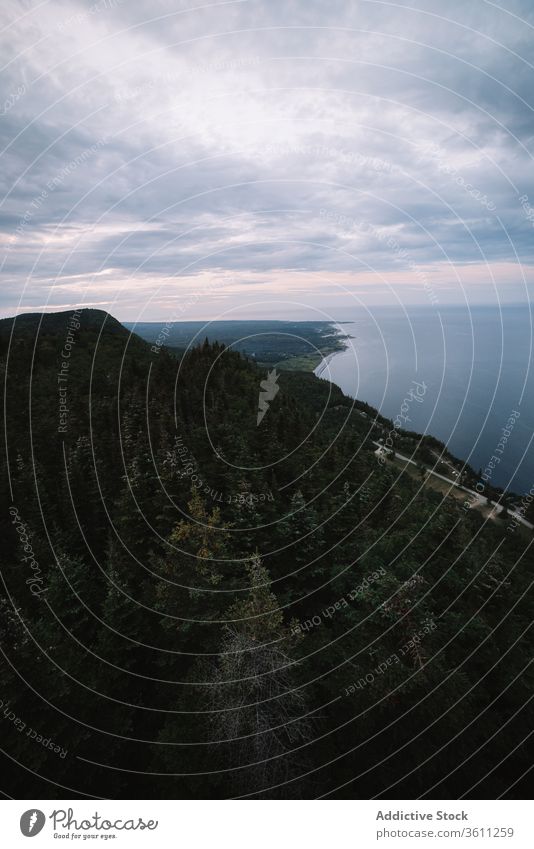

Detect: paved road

[373,441,533,531]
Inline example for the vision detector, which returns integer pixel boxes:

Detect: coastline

[314,350,343,379]
[314,322,352,381]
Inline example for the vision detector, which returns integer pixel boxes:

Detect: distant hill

[125,318,348,365]
[0,308,126,339]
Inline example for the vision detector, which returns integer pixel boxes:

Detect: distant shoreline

[314,322,352,380]
[314,350,341,379]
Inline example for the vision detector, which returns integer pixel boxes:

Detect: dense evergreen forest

[0,309,532,799]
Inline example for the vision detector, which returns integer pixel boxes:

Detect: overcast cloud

[1,0,534,320]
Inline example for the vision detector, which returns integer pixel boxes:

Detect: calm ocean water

[315,305,534,494]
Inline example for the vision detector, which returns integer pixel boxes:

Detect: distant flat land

[126,319,350,370]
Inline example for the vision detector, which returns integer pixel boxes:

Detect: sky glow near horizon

[1,0,534,321]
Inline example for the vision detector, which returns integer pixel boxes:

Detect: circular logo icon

[20,810,46,837]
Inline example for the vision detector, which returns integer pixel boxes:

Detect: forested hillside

[1,309,532,799]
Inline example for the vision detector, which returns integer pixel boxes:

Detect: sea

[315,304,534,495]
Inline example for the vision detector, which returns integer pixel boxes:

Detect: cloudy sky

[1,0,534,321]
